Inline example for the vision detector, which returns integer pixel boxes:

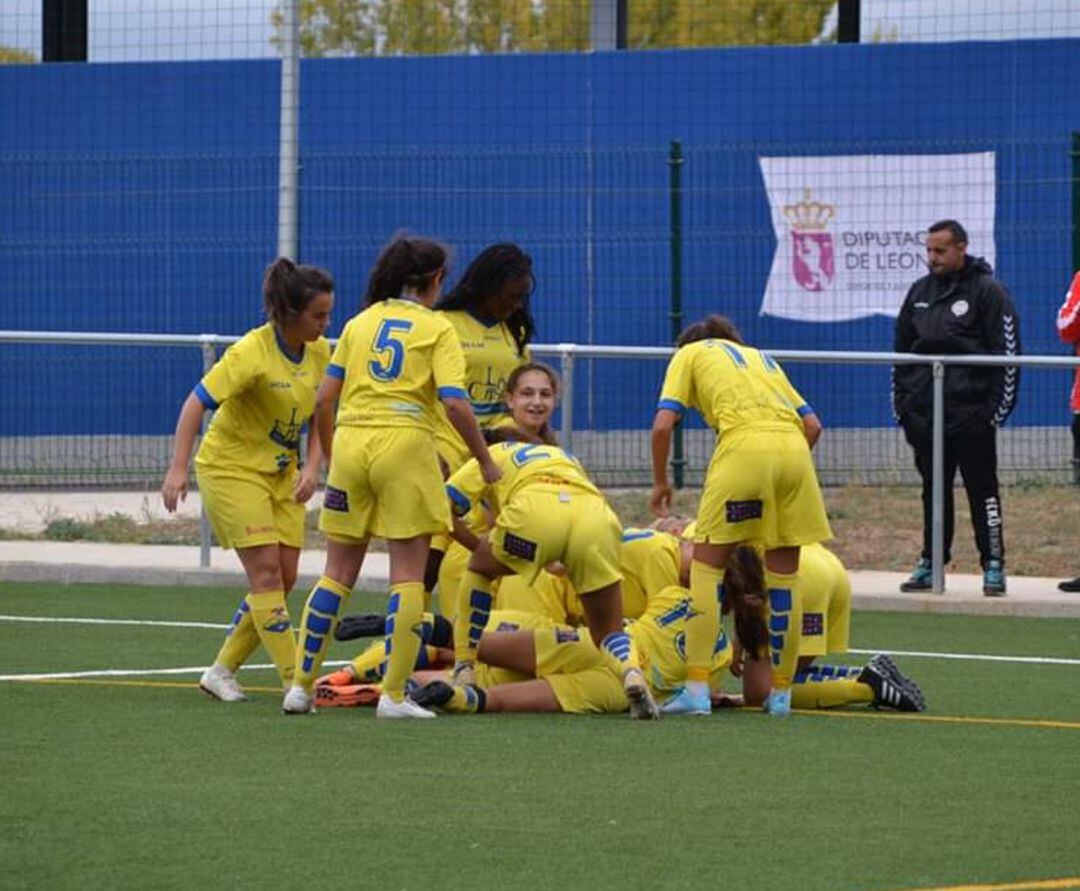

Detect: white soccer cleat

[199,664,247,703]
[281,684,315,715]
[376,694,437,719]
[623,668,661,720]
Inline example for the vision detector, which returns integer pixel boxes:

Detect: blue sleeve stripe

[193,382,219,410]
[438,386,468,400]
[326,363,345,380]
[656,398,685,416]
[797,404,814,417]
[446,484,472,515]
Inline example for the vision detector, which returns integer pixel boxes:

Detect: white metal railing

[2,329,1078,594]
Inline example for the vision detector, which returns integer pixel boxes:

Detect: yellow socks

[294,576,351,694]
[791,664,874,709]
[382,582,426,702]
[245,590,295,686]
[686,561,724,684]
[454,570,494,667]
[212,594,260,674]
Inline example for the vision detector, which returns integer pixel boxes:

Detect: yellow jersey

[495,569,584,626]
[445,441,601,519]
[619,528,682,619]
[630,584,732,696]
[434,309,530,467]
[328,298,466,433]
[194,323,331,475]
[657,339,812,434]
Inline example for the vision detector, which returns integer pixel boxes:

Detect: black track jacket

[891,256,1021,437]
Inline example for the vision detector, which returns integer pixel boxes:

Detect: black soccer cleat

[859,654,926,713]
[410,680,457,710]
[334,613,387,642]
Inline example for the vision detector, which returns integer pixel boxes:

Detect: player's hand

[293,467,319,504]
[649,483,673,517]
[729,640,745,678]
[452,661,477,688]
[763,687,792,716]
[480,460,503,485]
[161,467,188,513]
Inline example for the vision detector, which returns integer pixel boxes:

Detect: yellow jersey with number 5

[657,339,812,434]
[328,298,467,433]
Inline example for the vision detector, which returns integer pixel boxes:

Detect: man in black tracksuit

[891,220,1020,596]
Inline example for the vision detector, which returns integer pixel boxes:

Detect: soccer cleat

[314,683,380,709]
[198,664,247,703]
[451,661,477,688]
[899,557,933,592]
[859,654,926,712]
[334,613,387,642]
[623,668,661,720]
[376,694,436,719]
[983,560,1007,597]
[763,688,792,716]
[1059,576,1080,593]
[661,682,712,716]
[281,684,315,715]
[315,665,359,688]
[411,680,457,710]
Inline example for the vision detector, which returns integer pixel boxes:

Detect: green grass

[1,582,1079,891]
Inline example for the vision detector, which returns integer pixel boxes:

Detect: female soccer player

[719,544,926,713]
[427,244,537,607]
[444,440,661,719]
[650,314,829,716]
[436,361,561,621]
[281,234,500,719]
[161,257,333,701]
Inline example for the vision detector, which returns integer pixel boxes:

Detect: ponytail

[363,234,448,306]
[262,257,334,327]
[724,545,768,659]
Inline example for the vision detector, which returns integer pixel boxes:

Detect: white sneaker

[376,693,436,719]
[199,664,247,702]
[281,684,315,715]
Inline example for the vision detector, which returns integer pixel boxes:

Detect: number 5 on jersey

[369,319,413,381]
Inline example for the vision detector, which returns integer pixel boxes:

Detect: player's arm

[650,408,680,517]
[294,419,323,504]
[313,372,343,465]
[162,392,206,512]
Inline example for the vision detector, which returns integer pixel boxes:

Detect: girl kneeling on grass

[162,258,333,701]
[720,543,926,714]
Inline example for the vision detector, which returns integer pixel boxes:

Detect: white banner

[759,153,996,322]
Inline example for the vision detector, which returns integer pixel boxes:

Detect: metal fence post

[198,337,217,569]
[559,343,575,453]
[668,139,686,488]
[931,361,946,593]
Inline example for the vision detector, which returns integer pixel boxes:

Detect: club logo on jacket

[951,300,969,317]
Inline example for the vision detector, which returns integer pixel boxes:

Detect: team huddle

[162,234,926,720]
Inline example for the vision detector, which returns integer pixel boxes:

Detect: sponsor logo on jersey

[802,612,824,636]
[725,499,763,523]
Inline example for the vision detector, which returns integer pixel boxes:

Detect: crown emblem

[783,189,835,231]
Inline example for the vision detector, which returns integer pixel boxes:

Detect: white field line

[0,614,228,630]
[848,648,1080,666]
[0,660,351,682]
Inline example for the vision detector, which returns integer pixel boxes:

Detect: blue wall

[2,39,1078,435]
